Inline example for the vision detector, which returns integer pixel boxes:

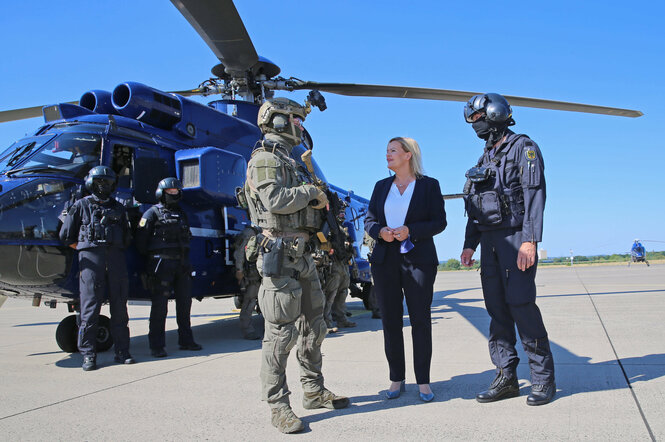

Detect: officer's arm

[249,158,319,214]
[463,218,481,251]
[135,208,156,254]
[519,141,546,243]
[364,182,388,241]
[233,233,249,271]
[405,178,447,241]
[121,208,132,249]
[59,202,81,247]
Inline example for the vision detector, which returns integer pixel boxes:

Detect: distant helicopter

[629,239,650,267]
[0,0,642,353]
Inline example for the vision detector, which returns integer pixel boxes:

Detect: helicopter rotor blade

[290,82,643,118]
[170,0,258,76]
[0,102,79,123]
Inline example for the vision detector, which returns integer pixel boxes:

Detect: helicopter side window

[112,145,134,189]
[9,133,101,178]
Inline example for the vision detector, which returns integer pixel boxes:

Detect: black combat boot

[82,355,97,371]
[114,351,135,364]
[476,370,520,403]
[527,383,556,406]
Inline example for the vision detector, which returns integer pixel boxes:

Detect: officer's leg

[149,289,168,351]
[510,303,555,385]
[78,251,104,357]
[174,262,194,346]
[332,263,352,325]
[323,268,341,328]
[371,246,407,383]
[148,257,168,350]
[106,249,130,355]
[293,254,326,393]
[480,234,519,377]
[401,261,436,385]
[256,254,300,409]
[239,279,260,337]
[498,230,555,386]
[295,253,349,409]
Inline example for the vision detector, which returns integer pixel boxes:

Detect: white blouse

[384,181,415,228]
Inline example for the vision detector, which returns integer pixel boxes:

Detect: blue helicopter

[0,0,642,353]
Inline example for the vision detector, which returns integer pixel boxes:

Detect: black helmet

[155,177,183,206]
[85,166,116,200]
[464,93,514,124]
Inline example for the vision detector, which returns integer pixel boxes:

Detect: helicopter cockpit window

[0,135,55,174]
[6,133,101,179]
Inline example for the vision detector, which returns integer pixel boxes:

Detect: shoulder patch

[525,149,537,161]
[139,218,147,227]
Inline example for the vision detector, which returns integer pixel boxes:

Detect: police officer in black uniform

[461,93,556,406]
[136,177,201,358]
[59,166,134,371]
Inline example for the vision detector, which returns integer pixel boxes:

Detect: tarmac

[0,262,663,441]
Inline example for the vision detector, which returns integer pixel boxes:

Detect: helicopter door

[112,144,134,190]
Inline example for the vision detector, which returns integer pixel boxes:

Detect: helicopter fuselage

[0,82,370,309]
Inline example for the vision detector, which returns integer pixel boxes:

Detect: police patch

[139,218,147,227]
[525,149,537,160]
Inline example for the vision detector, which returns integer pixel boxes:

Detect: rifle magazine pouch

[262,238,284,277]
[467,191,503,225]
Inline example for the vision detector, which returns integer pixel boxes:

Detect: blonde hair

[388,136,424,178]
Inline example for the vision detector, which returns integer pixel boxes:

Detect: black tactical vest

[464,134,528,231]
[77,196,127,249]
[146,205,191,253]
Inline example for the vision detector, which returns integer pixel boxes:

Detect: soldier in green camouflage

[232,224,262,340]
[243,97,349,434]
[324,223,356,329]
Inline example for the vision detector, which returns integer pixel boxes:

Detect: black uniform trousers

[78,248,130,357]
[371,242,437,385]
[479,227,555,385]
[148,256,194,349]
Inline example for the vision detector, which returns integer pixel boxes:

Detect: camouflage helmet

[257,97,307,144]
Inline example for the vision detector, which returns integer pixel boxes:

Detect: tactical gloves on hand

[308,186,328,210]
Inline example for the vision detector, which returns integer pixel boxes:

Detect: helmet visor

[464,95,486,123]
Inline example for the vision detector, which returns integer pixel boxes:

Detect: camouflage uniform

[233,226,261,340]
[323,227,356,328]
[244,121,349,432]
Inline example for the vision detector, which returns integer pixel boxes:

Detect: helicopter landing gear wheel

[55,314,79,353]
[96,315,114,352]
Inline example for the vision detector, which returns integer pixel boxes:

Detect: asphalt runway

[0,263,663,440]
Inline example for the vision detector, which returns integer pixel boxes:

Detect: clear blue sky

[1,1,663,260]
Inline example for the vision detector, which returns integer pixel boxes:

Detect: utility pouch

[285,237,306,260]
[465,166,494,184]
[467,191,503,225]
[262,238,284,277]
[235,186,249,209]
[245,235,260,263]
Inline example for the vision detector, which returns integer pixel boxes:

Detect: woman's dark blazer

[364,175,447,266]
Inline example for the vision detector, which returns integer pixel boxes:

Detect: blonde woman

[364,137,447,402]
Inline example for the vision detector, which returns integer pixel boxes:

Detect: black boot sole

[476,388,520,403]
